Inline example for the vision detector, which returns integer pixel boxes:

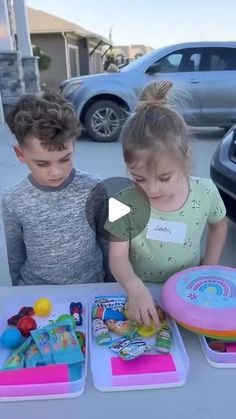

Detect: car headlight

[62,81,83,97]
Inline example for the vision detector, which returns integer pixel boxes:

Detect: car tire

[84,100,127,142]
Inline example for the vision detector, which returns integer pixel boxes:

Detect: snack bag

[25,337,44,367]
[2,338,30,370]
[106,320,137,338]
[31,328,54,364]
[46,319,84,364]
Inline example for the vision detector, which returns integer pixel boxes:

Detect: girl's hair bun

[136,80,173,111]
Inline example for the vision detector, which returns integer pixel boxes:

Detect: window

[89,51,102,74]
[155,53,182,72]
[68,46,80,78]
[190,53,201,71]
[201,47,236,71]
[152,49,202,73]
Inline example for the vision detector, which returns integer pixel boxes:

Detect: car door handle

[189,79,200,84]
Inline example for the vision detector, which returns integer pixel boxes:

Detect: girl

[106,80,228,327]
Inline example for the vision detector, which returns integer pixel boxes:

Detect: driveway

[0,124,235,286]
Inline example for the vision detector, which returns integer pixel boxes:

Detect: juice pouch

[31,328,54,364]
[46,319,84,365]
[25,337,44,367]
[2,338,30,370]
[155,327,171,353]
[92,319,112,345]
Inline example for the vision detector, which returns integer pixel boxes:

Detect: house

[113,44,153,66]
[27,7,111,89]
[0,0,40,120]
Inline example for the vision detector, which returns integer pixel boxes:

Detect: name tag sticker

[146,218,187,244]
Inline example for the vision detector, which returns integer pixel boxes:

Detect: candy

[24,337,44,367]
[137,322,157,337]
[3,350,24,370]
[124,299,166,325]
[46,319,84,364]
[70,302,83,327]
[75,331,86,354]
[106,320,137,338]
[92,306,125,321]
[94,296,125,310]
[57,314,76,329]
[155,327,171,353]
[92,319,112,345]
[31,328,54,364]
[207,339,226,353]
[110,337,150,360]
[156,305,166,323]
[7,306,34,326]
[109,337,132,353]
[17,316,37,336]
[2,339,30,370]
[33,297,52,317]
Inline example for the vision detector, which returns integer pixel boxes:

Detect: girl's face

[128,151,187,205]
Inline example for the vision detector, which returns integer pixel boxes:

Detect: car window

[152,49,202,73]
[200,47,236,71]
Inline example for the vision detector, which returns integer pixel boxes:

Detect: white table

[0,283,235,419]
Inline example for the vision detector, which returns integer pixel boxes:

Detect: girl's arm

[202,217,228,265]
[109,240,160,327]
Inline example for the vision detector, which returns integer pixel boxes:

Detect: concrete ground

[0,124,235,286]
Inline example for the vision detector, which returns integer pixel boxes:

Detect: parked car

[211,127,236,222]
[60,41,236,142]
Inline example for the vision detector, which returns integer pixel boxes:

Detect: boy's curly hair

[6,90,82,150]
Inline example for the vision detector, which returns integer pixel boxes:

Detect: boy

[2,91,109,285]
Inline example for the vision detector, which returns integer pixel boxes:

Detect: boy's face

[14,136,75,187]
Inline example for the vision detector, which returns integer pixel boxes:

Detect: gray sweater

[2,169,108,285]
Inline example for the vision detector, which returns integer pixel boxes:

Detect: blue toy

[0,327,23,349]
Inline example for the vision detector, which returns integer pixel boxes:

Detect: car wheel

[84,100,127,142]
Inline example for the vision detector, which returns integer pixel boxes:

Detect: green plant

[33,46,51,72]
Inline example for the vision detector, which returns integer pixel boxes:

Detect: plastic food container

[89,284,190,391]
[200,336,236,368]
[0,290,87,402]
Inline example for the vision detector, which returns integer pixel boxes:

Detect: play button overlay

[85,176,151,241]
[108,197,130,222]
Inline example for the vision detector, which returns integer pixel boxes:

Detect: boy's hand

[127,284,160,328]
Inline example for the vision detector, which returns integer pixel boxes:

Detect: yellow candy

[125,299,166,337]
[137,322,157,337]
[33,297,52,317]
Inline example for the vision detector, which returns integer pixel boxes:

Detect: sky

[26,0,236,48]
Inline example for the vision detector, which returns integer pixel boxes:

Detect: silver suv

[61,42,236,142]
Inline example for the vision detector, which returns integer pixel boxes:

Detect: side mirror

[146,63,160,75]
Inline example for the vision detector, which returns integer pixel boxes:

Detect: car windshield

[120,47,163,72]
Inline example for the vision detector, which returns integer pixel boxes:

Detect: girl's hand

[127,284,160,328]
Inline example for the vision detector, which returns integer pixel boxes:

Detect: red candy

[8,306,34,326]
[207,340,226,353]
[17,316,37,336]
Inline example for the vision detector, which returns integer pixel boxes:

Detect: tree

[33,46,51,72]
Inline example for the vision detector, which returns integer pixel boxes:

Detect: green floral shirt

[105,177,226,283]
